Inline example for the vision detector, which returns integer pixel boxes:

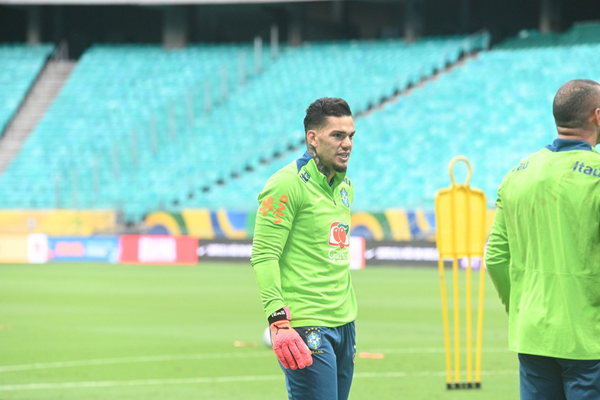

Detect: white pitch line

[354,369,518,379]
[0,375,282,392]
[0,347,510,374]
[0,352,272,373]
[0,369,519,392]
[368,347,510,354]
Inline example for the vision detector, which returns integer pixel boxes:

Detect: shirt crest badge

[340,188,349,208]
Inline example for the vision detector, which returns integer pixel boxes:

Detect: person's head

[553,79,600,144]
[304,97,355,178]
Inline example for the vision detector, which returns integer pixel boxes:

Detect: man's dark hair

[303,97,352,134]
[553,79,600,129]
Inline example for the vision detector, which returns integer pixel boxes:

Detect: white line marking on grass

[370,347,510,354]
[0,347,510,373]
[0,370,519,392]
[0,352,272,373]
[0,375,283,392]
[355,369,518,379]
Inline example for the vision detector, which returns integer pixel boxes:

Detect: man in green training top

[485,79,600,400]
[251,97,357,400]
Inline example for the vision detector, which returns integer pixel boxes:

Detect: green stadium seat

[0,36,492,222]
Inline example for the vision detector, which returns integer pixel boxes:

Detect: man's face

[310,116,355,173]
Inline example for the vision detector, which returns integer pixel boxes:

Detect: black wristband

[268,306,291,325]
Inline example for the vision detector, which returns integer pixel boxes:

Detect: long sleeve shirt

[251,152,358,328]
[485,139,600,359]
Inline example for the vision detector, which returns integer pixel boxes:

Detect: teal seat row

[0,36,491,222]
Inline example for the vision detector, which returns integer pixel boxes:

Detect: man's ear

[594,108,600,145]
[306,130,318,148]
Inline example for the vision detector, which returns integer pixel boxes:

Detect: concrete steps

[0,60,76,175]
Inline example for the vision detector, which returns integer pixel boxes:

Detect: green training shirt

[485,139,600,359]
[251,151,358,328]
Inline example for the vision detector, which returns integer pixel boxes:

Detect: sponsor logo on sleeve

[273,195,288,224]
[258,195,289,224]
[259,196,274,216]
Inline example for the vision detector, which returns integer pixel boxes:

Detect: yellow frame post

[475,254,486,387]
[437,257,453,387]
[434,156,487,390]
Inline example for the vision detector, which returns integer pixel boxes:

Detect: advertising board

[48,237,119,263]
[120,235,197,265]
[0,234,48,264]
[364,240,439,267]
[196,237,366,269]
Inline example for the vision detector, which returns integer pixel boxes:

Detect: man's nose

[341,136,352,149]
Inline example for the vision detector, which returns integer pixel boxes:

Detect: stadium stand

[204,43,600,213]
[5,31,598,218]
[0,44,261,217]
[7,32,599,219]
[495,21,600,49]
[0,44,54,134]
[0,35,485,222]
[207,45,600,212]
[349,44,600,211]
[177,35,483,211]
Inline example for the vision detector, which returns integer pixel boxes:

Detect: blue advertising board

[48,237,120,263]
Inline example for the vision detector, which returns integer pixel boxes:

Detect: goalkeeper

[251,97,358,400]
[485,79,600,399]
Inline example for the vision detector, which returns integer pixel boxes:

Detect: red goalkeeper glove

[268,307,313,370]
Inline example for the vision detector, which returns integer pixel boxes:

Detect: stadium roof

[0,0,329,4]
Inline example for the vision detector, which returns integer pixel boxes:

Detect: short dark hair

[553,79,600,129]
[303,97,352,133]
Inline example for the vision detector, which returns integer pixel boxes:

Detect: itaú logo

[328,222,350,249]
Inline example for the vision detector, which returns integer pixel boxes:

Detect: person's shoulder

[258,158,310,210]
[268,160,297,178]
[524,147,550,160]
[506,147,547,170]
[263,159,303,191]
[531,144,600,165]
[580,147,600,161]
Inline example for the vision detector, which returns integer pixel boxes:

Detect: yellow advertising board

[0,210,116,236]
[0,235,28,263]
[0,234,48,264]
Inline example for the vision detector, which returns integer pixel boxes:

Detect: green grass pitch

[0,263,518,399]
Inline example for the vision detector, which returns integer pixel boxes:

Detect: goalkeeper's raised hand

[268,307,313,370]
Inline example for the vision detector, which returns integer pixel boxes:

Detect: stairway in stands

[0,60,76,175]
